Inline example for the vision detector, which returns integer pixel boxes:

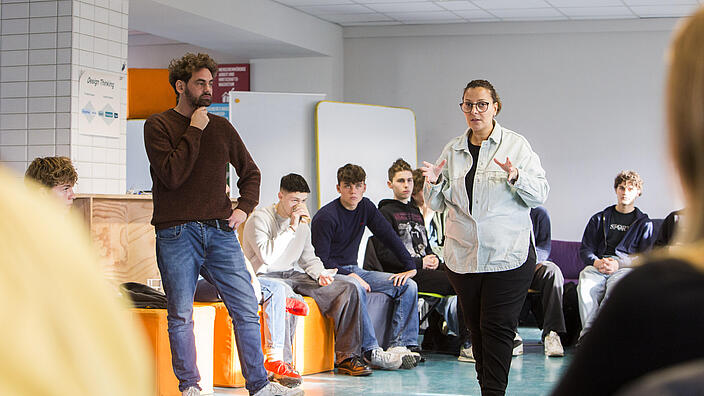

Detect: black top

[551,257,704,396]
[654,210,683,248]
[464,139,481,214]
[604,209,638,257]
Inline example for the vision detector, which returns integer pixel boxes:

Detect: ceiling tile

[322,13,394,22]
[298,4,373,14]
[630,4,700,17]
[622,0,697,5]
[490,7,564,18]
[353,0,429,3]
[365,2,444,13]
[387,10,464,20]
[546,0,622,6]
[559,6,636,17]
[435,1,480,11]
[274,0,355,6]
[470,0,551,9]
[452,9,498,18]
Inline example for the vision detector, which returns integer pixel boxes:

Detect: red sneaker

[286,297,309,316]
[263,360,302,388]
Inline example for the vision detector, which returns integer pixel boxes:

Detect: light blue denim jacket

[424,122,549,273]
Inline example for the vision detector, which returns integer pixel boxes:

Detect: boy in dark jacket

[577,170,654,340]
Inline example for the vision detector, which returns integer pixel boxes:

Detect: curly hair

[387,158,412,182]
[337,164,366,184]
[613,170,643,193]
[168,53,218,96]
[25,156,78,188]
[463,79,502,115]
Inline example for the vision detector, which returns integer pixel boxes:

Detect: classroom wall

[343,18,683,240]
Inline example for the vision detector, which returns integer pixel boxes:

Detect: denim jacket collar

[451,121,502,153]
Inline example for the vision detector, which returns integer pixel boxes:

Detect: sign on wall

[212,64,249,103]
[79,70,121,137]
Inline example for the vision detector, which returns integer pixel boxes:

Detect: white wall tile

[120,42,127,58]
[95,0,109,8]
[57,15,72,31]
[0,66,28,82]
[93,161,106,177]
[0,145,26,161]
[55,79,70,96]
[74,178,92,193]
[1,18,29,35]
[79,2,94,19]
[93,135,106,147]
[0,98,27,113]
[77,144,91,161]
[74,161,92,178]
[120,27,127,43]
[121,0,128,14]
[29,32,57,49]
[93,37,107,54]
[108,9,120,26]
[107,25,120,42]
[56,64,70,79]
[0,113,27,129]
[79,33,93,51]
[0,81,27,98]
[1,3,30,19]
[29,16,57,33]
[28,129,55,144]
[121,13,127,29]
[1,34,29,50]
[118,179,125,193]
[56,48,71,63]
[27,112,55,128]
[93,52,107,69]
[107,40,120,55]
[27,96,55,112]
[56,111,70,128]
[56,144,70,157]
[30,2,58,17]
[56,128,70,144]
[1,50,28,66]
[58,1,72,16]
[27,145,55,159]
[108,0,121,12]
[28,80,55,96]
[78,17,92,34]
[106,148,119,164]
[55,96,71,112]
[94,5,108,23]
[107,55,120,71]
[106,178,119,193]
[28,48,56,64]
[79,49,92,66]
[0,130,27,145]
[93,21,107,39]
[0,161,28,175]
[28,64,56,80]
[57,31,71,47]
[77,133,91,146]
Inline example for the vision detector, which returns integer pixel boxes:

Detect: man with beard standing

[144,53,302,396]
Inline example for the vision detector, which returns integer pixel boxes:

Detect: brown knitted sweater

[144,109,260,229]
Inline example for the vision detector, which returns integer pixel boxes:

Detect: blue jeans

[340,266,419,350]
[258,277,299,363]
[155,222,268,393]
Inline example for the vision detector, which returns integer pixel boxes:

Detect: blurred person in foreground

[552,6,704,395]
[0,167,152,396]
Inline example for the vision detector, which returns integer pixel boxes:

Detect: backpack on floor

[120,282,168,309]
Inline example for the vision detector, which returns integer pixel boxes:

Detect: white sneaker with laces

[366,347,402,370]
[513,332,524,356]
[181,386,200,396]
[253,381,305,396]
[544,331,565,357]
[386,346,419,368]
[458,344,475,363]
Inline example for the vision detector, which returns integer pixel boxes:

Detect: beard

[184,86,212,107]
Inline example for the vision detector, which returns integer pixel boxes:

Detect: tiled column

[0,0,128,194]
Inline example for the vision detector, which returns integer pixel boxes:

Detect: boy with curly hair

[25,156,77,208]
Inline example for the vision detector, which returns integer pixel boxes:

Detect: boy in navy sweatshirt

[311,163,420,369]
[577,170,654,340]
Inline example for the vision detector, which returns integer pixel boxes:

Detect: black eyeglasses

[459,101,491,113]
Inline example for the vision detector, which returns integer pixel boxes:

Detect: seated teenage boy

[25,156,77,209]
[311,163,421,369]
[243,173,400,375]
[577,170,654,340]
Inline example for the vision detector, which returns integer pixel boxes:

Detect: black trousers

[414,267,456,295]
[447,249,536,396]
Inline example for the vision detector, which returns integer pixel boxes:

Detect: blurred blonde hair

[665,6,704,261]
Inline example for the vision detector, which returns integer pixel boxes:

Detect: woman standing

[552,6,704,395]
[421,80,549,396]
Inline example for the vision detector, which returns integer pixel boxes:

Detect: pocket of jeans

[156,224,184,240]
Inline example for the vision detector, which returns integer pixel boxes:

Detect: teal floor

[214,327,572,396]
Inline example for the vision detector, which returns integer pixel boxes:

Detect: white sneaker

[513,332,523,356]
[253,381,304,396]
[181,387,200,396]
[458,344,475,363]
[544,331,565,357]
[386,346,419,369]
[365,347,402,370]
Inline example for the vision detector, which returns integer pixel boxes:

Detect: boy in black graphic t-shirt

[577,170,655,340]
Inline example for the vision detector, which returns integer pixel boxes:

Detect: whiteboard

[316,101,417,265]
[126,119,150,192]
[228,91,326,210]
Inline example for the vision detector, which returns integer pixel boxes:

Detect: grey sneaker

[544,331,565,357]
[253,381,304,396]
[386,346,419,369]
[181,387,200,396]
[365,347,402,370]
[458,345,475,363]
[513,332,524,356]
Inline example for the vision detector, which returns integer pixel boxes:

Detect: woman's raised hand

[420,159,447,184]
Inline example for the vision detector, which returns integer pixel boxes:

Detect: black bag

[120,282,168,309]
[562,281,582,347]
